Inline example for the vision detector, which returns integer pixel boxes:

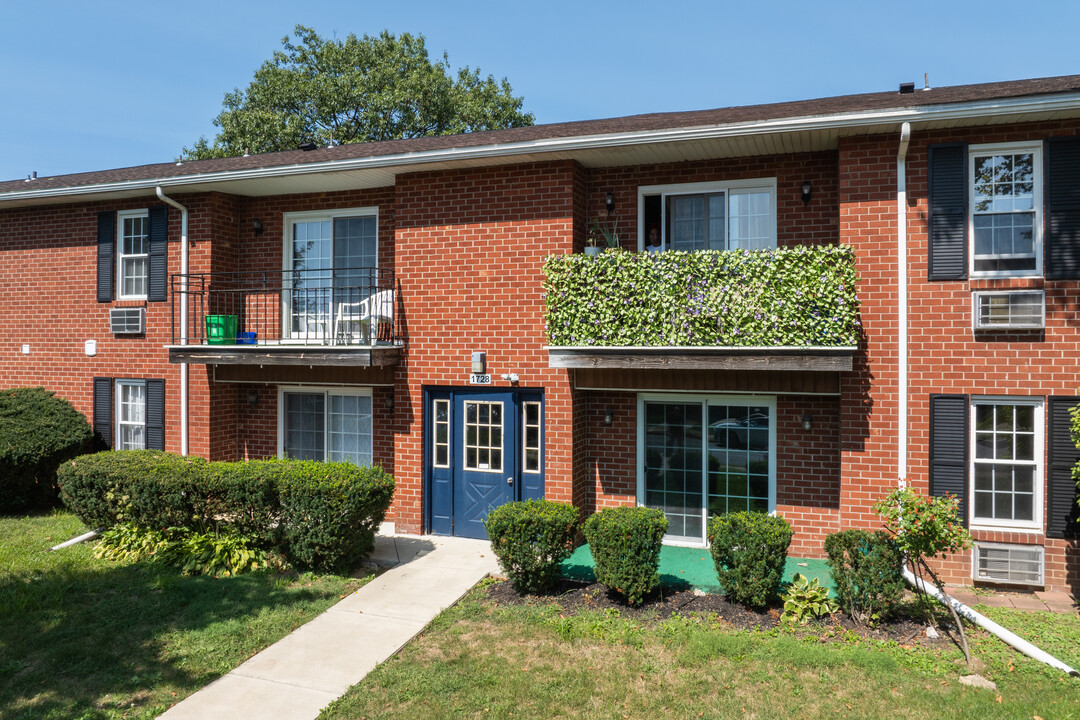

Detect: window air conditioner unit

[109,307,145,335]
[973,290,1044,330]
[974,542,1044,586]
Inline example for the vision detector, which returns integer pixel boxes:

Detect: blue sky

[1,0,1077,182]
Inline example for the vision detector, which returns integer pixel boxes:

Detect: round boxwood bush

[485,500,580,594]
[707,511,793,608]
[824,529,905,624]
[583,506,668,606]
[0,387,93,512]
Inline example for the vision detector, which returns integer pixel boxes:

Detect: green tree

[182,26,533,160]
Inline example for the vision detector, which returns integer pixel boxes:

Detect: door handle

[506,477,513,486]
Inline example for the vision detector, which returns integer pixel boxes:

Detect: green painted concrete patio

[560,544,832,594]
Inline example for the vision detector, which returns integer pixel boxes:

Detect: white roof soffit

[4,91,1080,206]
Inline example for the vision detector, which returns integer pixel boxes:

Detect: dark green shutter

[1044,137,1080,280]
[93,377,113,447]
[147,205,169,302]
[929,394,969,526]
[928,144,968,281]
[97,212,115,302]
[1047,396,1080,538]
[145,379,165,451]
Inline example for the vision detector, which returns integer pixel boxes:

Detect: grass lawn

[0,511,372,720]
[320,580,1080,720]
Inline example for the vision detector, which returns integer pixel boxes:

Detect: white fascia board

[5,92,1080,205]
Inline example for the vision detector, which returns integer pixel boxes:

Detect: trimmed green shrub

[543,245,860,347]
[485,500,580,594]
[57,452,394,573]
[583,506,667,606]
[275,460,395,573]
[0,387,93,512]
[707,512,793,608]
[824,529,905,624]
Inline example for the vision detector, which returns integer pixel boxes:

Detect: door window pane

[464,401,504,472]
[284,392,325,461]
[643,402,703,541]
[328,394,372,465]
[523,401,541,473]
[433,399,450,468]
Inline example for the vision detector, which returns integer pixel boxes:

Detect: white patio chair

[333,289,394,345]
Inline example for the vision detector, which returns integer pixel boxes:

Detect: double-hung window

[115,379,146,450]
[280,387,373,466]
[971,398,1042,529]
[117,209,149,299]
[283,208,378,339]
[970,143,1041,276]
[638,180,776,252]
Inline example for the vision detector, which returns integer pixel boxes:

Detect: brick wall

[840,119,1080,589]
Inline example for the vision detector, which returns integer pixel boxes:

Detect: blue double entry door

[426,388,544,539]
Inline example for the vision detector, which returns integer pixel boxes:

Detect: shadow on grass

[0,559,334,720]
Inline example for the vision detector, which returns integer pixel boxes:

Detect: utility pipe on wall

[155,187,189,456]
[896,122,911,485]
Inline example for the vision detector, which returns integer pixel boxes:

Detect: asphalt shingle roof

[3,74,1079,194]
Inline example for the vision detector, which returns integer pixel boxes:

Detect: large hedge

[57,451,394,573]
[0,387,94,512]
[543,245,860,347]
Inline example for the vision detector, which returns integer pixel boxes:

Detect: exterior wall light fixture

[801,181,812,206]
[802,412,813,431]
[604,409,614,425]
[252,219,264,235]
[471,351,486,374]
[605,191,615,215]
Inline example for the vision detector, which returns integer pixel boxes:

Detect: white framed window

[117,209,149,299]
[432,398,450,468]
[638,179,777,252]
[637,393,776,546]
[969,142,1042,277]
[522,401,542,473]
[970,397,1043,530]
[115,379,146,450]
[283,207,379,338]
[278,386,373,466]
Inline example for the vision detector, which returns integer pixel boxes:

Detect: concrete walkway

[159,531,500,720]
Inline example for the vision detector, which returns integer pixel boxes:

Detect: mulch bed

[486,578,956,648]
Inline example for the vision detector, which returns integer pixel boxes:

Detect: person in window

[646,226,662,253]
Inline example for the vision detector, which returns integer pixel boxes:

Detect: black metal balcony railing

[169,267,398,347]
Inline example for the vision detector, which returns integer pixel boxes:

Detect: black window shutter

[145,379,165,451]
[1044,137,1080,280]
[1047,396,1080,538]
[93,377,113,448]
[96,211,115,302]
[928,143,968,281]
[929,394,969,526]
[147,205,169,302]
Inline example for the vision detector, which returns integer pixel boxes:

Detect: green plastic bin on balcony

[205,315,238,345]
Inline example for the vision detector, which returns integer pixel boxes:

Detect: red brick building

[2,75,1078,590]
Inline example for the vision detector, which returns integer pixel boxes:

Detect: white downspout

[897,122,911,486]
[155,187,189,456]
[903,568,1079,676]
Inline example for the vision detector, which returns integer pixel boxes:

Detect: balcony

[167,267,402,367]
[543,245,859,372]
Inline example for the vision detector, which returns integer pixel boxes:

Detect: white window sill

[969,523,1042,534]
